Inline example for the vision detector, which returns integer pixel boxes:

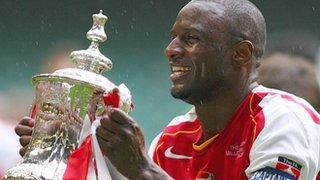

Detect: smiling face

[165,1,233,105]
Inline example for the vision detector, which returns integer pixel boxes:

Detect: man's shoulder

[148,108,200,158]
[166,107,197,126]
[252,85,320,125]
[247,87,320,179]
[253,85,313,108]
[160,107,200,135]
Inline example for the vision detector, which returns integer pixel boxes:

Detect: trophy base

[3,162,66,180]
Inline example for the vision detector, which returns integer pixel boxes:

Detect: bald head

[190,0,266,59]
[166,0,266,103]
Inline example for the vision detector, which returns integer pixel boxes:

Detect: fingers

[96,135,111,154]
[15,117,34,136]
[96,109,134,154]
[19,146,28,157]
[95,107,148,175]
[100,109,138,138]
[96,126,120,143]
[19,135,32,146]
[20,116,35,127]
[16,117,34,157]
[99,118,119,135]
[106,108,135,125]
[15,124,33,135]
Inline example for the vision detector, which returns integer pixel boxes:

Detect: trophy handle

[30,102,37,119]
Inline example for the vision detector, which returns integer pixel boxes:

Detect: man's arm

[96,108,172,180]
[246,104,320,179]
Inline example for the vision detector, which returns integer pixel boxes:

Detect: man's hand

[96,108,172,179]
[96,108,147,178]
[15,117,34,157]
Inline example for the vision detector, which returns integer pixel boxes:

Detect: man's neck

[194,82,258,142]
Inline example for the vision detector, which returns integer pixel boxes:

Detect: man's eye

[171,35,177,40]
[186,35,199,45]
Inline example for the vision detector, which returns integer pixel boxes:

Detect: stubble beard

[170,84,192,100]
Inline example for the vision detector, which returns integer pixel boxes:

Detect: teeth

[173,71,184,76]
[172,66,191,72]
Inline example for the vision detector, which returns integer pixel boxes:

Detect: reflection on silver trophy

[3,10,132,180]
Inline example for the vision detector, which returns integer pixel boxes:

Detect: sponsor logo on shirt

[225,141,246,158]
[275,156,302,178]
[164,146,192,160]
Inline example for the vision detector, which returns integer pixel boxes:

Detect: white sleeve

[147,107,196,159]
[148,133,162,159]
[246,100,320,179]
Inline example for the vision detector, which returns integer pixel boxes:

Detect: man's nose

[165,38,184,60]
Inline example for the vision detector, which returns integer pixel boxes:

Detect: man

[16,0,320,179]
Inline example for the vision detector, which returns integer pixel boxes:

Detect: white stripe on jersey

[253,85,319,116]
[167,107,197,126]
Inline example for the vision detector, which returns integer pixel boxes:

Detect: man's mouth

[170,66,191,82]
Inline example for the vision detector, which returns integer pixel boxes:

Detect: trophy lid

[70,10,112,74]
[32,10,115,91]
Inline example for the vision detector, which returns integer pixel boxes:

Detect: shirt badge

[275,156,302,178]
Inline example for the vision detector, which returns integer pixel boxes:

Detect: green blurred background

[0,0,319,145]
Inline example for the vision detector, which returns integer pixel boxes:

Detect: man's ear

[232,40,253,67]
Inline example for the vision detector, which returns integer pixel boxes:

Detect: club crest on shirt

[275,156,302,178]
[196,171,215,180]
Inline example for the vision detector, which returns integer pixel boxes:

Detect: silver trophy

[3,10,131,180]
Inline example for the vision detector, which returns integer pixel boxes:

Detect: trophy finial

[86,10,108,43]
[70,10,112,74]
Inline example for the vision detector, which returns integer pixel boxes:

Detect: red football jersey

[148,86,320,180]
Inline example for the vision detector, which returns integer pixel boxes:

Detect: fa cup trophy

[3,10,132,180]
